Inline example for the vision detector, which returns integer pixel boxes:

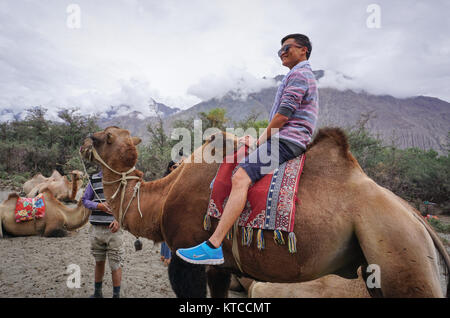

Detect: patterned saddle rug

[14,193,46,223]
[205,145,306,253]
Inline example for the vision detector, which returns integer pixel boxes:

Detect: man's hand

[238,135,257,148]
[109,220,120,233]
[97,202,112,214]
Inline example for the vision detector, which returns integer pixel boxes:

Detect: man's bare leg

[111,267,122,298]
[112,267,122,287]
[209,168,252,248]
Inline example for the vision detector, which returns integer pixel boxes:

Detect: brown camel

[26,170,84,201]
[23,170,62,195]
[80,126,450,298]
[0,189,91,238]
[237,267,370,298]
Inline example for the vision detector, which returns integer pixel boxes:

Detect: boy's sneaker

[176,241,224,265]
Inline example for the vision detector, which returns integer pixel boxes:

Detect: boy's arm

[81,184,98,211]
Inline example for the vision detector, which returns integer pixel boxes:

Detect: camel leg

[207,267,231,298]
[354,202,443,297]
[43,218,67,237]
[168,254,207,298]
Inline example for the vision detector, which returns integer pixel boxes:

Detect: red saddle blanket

[205,145,306,251]
[14,193,46,223]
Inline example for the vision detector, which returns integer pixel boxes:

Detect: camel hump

[307,127,355,161]
[7,192,20,199]
[309,127,349,152]
[6,193,20,201]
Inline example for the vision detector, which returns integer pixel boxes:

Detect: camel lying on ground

[80,126,450,298]
[0,189,91,237]
[26,170,84,202]
[23,170,62,195]
[235,267,370,298]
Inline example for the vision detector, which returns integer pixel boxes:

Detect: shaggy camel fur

[26,170,84,201]
[23,170,62,195]
[80,126,449,298]
[0,189,90,237]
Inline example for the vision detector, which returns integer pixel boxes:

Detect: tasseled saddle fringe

[288,232,297,253]
[203,213,297,253]
[241,227,253,246]
[203,213,211,231]
[273,229,285,245]
[256,229,265,250]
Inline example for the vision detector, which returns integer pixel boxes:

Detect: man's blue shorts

[238,139,303,183]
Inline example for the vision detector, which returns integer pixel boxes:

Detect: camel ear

[207,132,221,143]
[106,132,116,144]
[132,136,141,146]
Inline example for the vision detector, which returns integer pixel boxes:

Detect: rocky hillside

[163,71,449,153]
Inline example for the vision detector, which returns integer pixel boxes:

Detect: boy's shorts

[89,224,124,271]
[238,139,302,183]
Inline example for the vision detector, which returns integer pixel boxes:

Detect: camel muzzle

[80,139,94,162]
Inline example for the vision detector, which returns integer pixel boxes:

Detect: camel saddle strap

[231,220,244,273]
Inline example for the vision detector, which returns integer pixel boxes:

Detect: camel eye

[107,133,116,144]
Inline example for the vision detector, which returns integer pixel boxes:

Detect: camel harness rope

[79,147,143,228]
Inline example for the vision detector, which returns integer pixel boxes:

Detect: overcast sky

[0,0,449,119]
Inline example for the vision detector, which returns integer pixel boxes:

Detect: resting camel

[237,267,370,298]
[23,170,62,195]
[0,189,91,237]
[26,170,84,201]
[80,126,450,298]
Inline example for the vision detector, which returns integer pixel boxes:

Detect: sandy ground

[0,189,245,298]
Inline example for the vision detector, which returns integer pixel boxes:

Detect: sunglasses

[278,44,303,57]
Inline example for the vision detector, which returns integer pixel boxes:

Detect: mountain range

[1,70,449,153]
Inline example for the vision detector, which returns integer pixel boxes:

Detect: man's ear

[132,136,142,146]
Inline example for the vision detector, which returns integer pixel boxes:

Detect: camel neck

[57,198,90,230]
[100,165,172,242]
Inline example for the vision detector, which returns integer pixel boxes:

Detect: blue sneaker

[176,241,224,265]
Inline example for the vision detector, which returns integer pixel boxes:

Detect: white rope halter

[79,146,143,228]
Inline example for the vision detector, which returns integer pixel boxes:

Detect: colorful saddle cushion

[14,193,46,223]
[205,145,306,252]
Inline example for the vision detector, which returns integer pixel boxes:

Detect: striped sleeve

[278,71,308,117]
[82,183,98,210]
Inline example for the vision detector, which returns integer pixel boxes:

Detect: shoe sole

[176,250,224,265]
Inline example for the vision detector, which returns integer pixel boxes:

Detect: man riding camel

[176,33,319,265]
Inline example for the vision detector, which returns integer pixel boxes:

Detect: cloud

[0,0,448,121]
[187,67,276,101]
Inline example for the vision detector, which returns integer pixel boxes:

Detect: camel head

[70,170,84,181]
[186,131,239,164]
[80,126,142,172]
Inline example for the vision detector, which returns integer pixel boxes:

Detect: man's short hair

[281,34,312,59]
